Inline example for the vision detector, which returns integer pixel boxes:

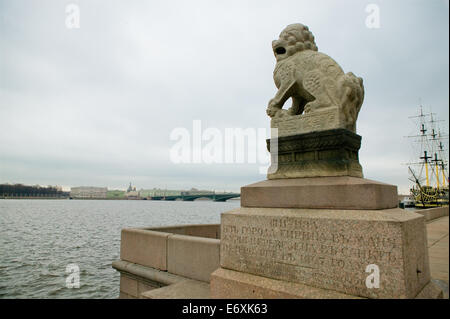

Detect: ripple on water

[0,199,239,298]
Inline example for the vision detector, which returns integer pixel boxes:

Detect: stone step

[241,176,398,210]
[140,279,210,299]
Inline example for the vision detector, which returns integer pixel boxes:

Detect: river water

[0,199,240,299]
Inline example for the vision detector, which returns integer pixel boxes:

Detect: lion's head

[272,24,318,62]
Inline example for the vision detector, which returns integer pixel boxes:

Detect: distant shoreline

[0,196,68,200]
[0,197,241,201]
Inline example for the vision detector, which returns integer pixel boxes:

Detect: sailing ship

[405,104,449,209]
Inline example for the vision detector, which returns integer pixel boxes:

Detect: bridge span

[149,193,240,202]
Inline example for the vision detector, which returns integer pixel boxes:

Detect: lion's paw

[266,107,279,118]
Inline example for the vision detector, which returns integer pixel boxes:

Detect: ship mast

[420,151,432,187]
[429,112,440,189]
[428,111,449,190]
[438,139,448,187]
[406,104,431,187]
[404,101,449,207]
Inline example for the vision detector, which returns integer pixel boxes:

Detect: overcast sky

[0,0,448,193]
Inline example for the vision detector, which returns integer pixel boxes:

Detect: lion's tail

[339,72,365,132]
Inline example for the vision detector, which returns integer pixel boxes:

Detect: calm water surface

[0,199,239,299]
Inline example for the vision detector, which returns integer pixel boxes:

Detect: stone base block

[266,129,363,179]
[211,268,359,299]
[241,176,398,210]
[220,207,432,299]
[210,268,443,299]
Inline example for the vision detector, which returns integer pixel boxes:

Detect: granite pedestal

[210,130,443,298]
[267,129,363,180]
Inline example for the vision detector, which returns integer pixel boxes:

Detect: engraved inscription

[221,214,405,298]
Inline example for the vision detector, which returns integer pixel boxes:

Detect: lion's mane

[272,24,318,58]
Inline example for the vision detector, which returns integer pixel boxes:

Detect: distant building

[139,187,215,198]
[107,190,125,199]
[127,183,137,192]
[125,191,140,199]
[125,183,140,199]
[70,186,107,199]
[140,188,182,197]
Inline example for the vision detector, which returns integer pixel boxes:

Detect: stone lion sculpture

[266,24,364,132]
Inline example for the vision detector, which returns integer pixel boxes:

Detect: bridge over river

[148,193,240,202]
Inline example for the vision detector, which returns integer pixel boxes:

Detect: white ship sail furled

[405,103,449,208]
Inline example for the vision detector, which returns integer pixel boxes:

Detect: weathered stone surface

[211,268,443,299]
[113,260,187,298]
[147,224,220,239]
[119,292,134,299]
[266,24,364,135]
[167,235,220,282]
[140,280,210,299]
[118,225,221,286]
[415,280,444,299]
[271,109,343,137]
[241,176,398,210]
[120,229,169,270]
[138,281,157,297]
[120,274,138,297]
[416,206,449,222]
[220,207,430,299]
[210,268,360,299]
[427,216,449,288]
[267,129,363,179]
[112,260,182,287]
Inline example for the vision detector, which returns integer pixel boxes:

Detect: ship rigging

[404,104,449,208]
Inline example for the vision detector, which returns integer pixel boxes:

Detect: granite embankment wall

[112,206,448,299]
[113,224,220,299]
[416,206,449,221]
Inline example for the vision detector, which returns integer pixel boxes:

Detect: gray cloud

[0,0,448,193]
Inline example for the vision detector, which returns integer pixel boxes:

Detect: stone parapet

[416,206,449,221]
[115,224,221,298]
